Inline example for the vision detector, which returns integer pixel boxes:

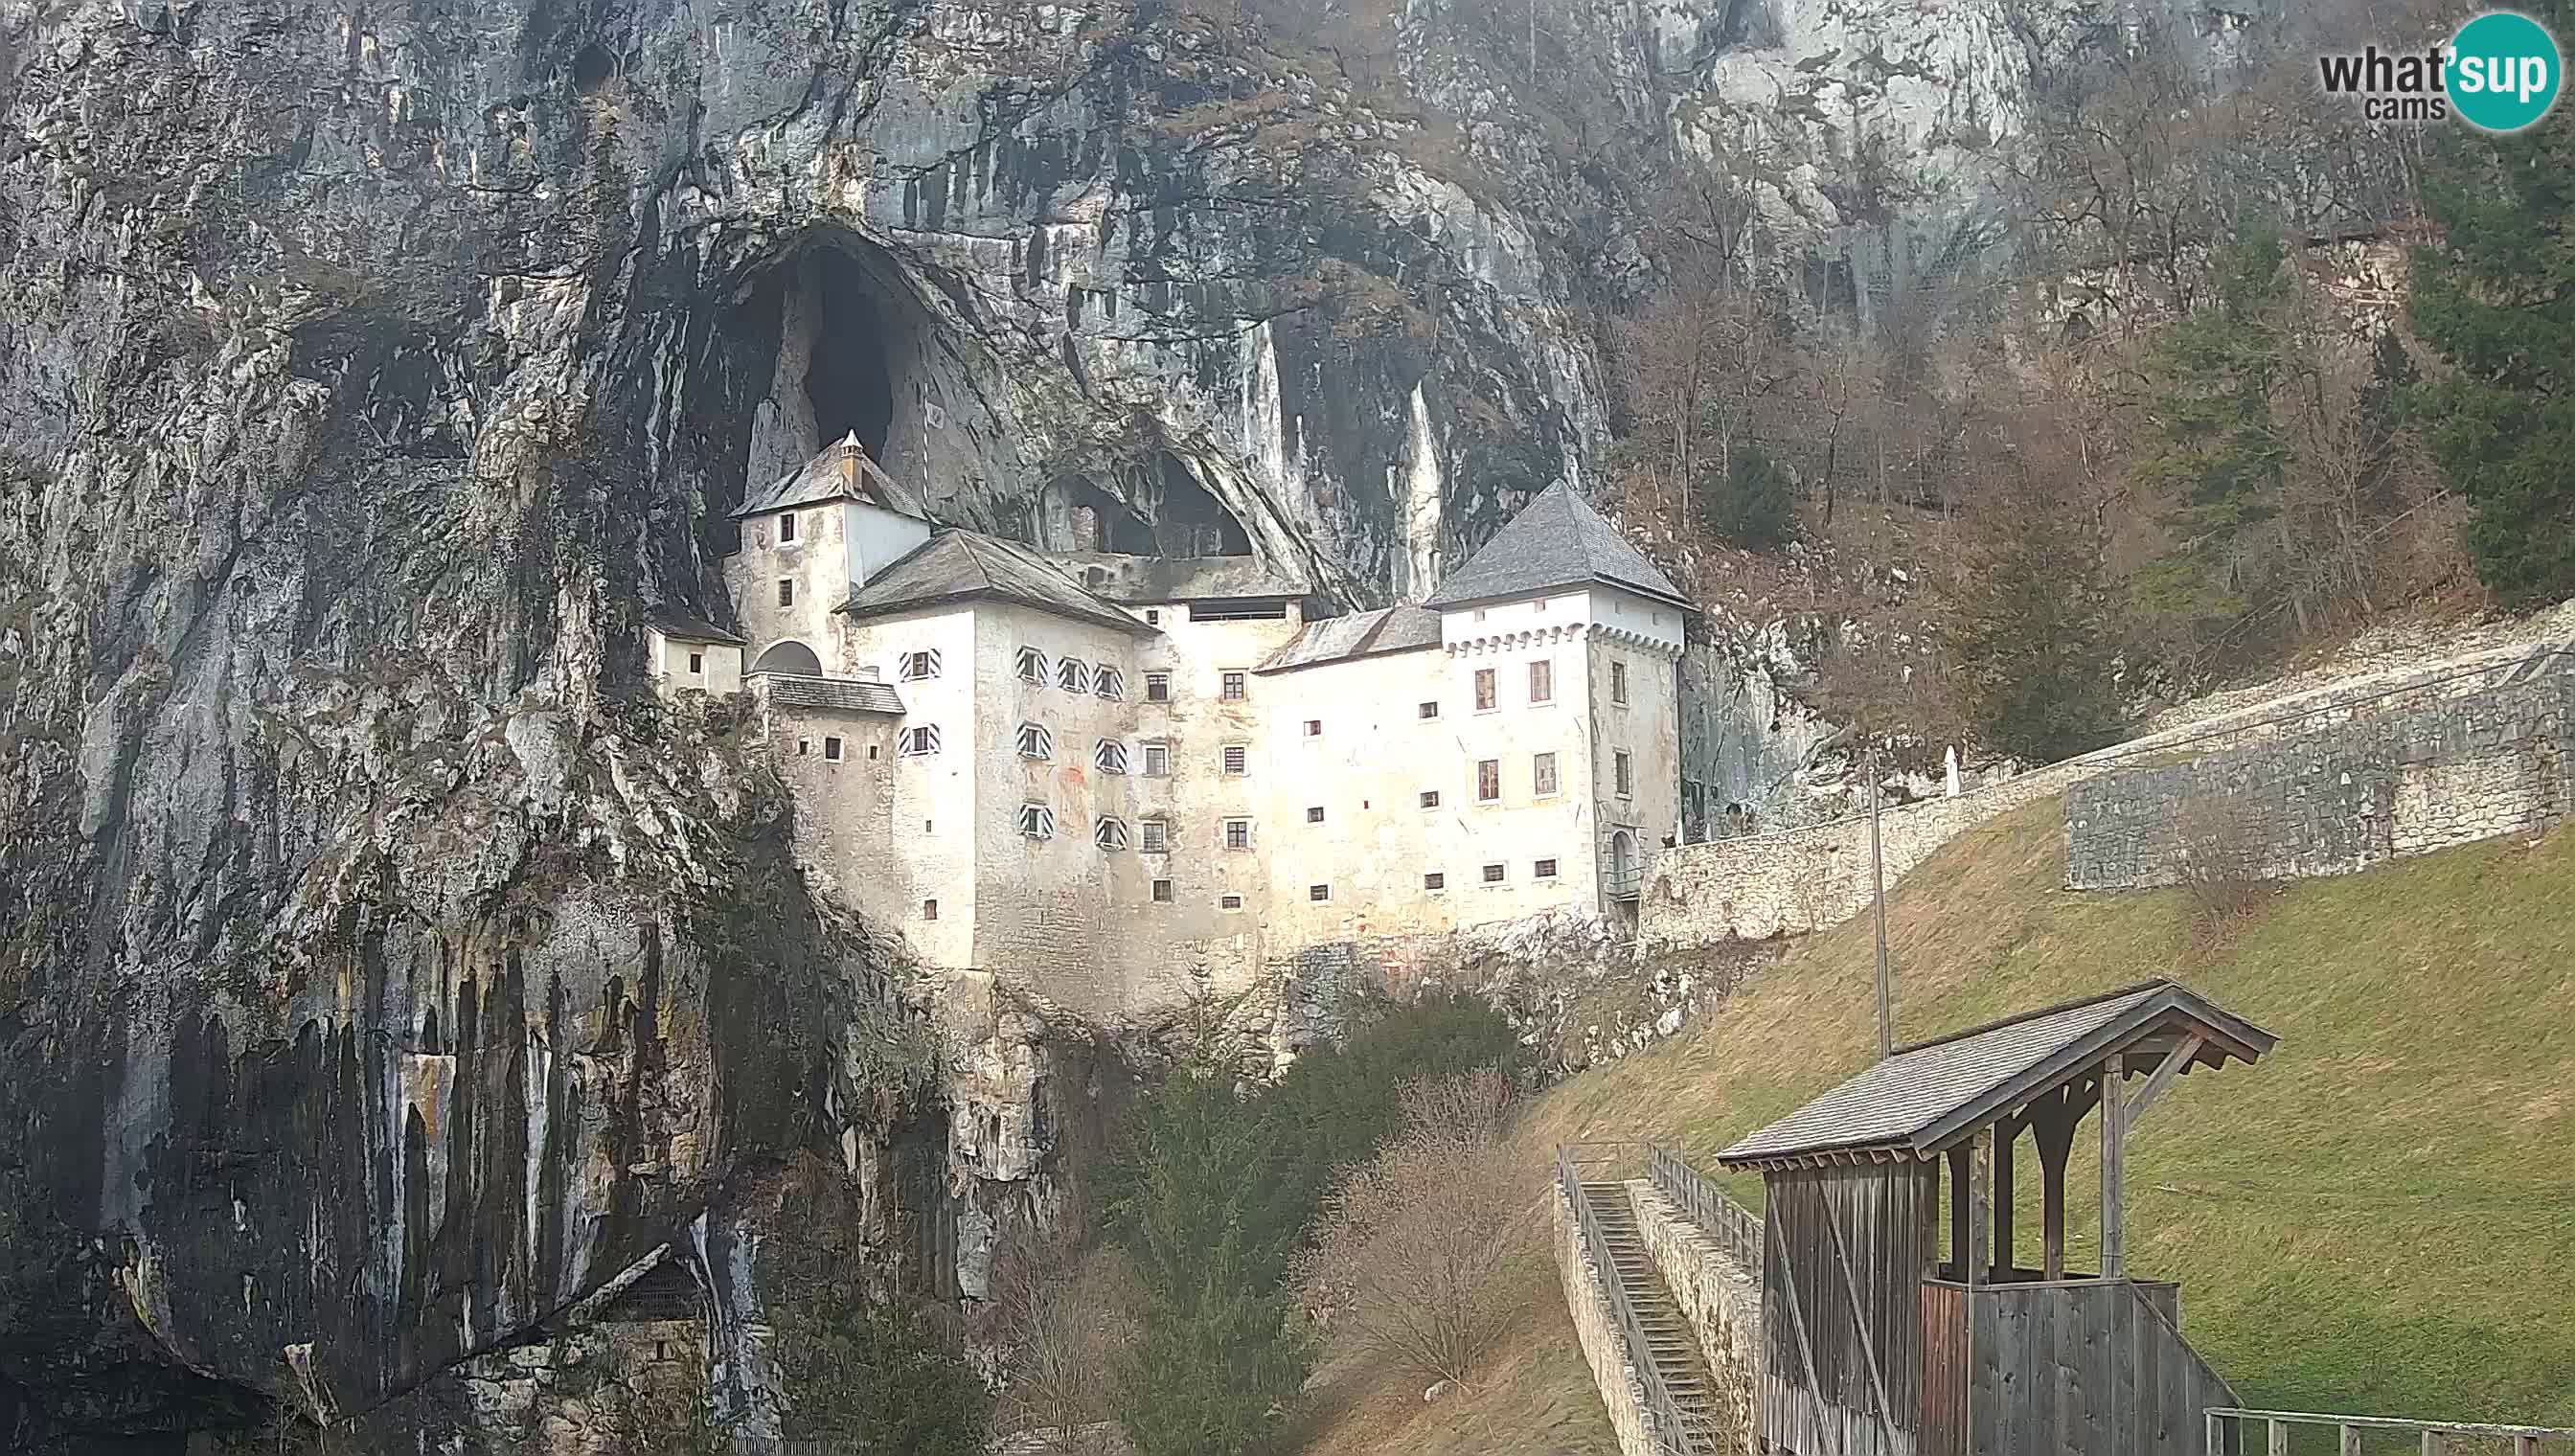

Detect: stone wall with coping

[2066,668,2573,890]
[1641,642,2573,951]
[1553,1184,1660,1456]
[1627,1181,1761,1455]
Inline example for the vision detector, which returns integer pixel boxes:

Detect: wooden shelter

[1716,979,2278,1456]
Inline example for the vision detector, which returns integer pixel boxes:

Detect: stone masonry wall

[1641,641,2573,951]
[1627,1182,1761,1455]
[1553,1186,1660,1456]
[2066,666,2574,889]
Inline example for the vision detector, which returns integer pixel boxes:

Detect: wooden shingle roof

[730,434,927,521]
[763,674,905,716]
[1716,980,2276,1169]
[839,532,1155,636]
[1424,481,1689,611]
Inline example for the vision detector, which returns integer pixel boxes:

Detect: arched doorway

[1607,830,1639,902]
[752,640,823,676]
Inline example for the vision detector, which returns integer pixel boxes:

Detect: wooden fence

[1649,1144,1764,1274]
[2206,1408,2575,1454]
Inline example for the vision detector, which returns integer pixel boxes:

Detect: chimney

[837,434,862,488]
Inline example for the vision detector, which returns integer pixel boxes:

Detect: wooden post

[2423,1434,2442,1456]
[1993,1115,2017,1282]
[1968,1126,1994,1291]
[2205,1411,2222,1456]
[2033,1086,2074,1280]
[2101,1054,2128,1281]
[1948,1143,1972,1281]
[2267,1421,2288,1456]
[2341,1428,2364,1456]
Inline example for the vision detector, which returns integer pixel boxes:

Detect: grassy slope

[1301,798,2575,1451]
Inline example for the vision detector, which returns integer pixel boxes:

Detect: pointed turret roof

[1424,482,1688,611]
[730,433,928,521]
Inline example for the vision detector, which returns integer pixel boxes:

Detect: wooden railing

[1556,1143,1723,1456]
[1648,1144,1763,1274]
[2207,1408,2575,1454]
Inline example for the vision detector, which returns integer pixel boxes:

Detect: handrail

[2207,1407,2575,1453]
[1649,1145,1764,1275]
[1556,1147,1718,1456]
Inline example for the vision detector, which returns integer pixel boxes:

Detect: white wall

[727,502,858,672]
[1259,644,1457,948]
[849,500,931,588]
[647,630,743,698]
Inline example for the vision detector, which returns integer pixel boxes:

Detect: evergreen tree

[1696,444,1796,551]
[2407,35,2575,606]
[1935,474,2125,763]
[2129,228,2292,656]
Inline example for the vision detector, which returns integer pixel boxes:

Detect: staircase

[1580,1180,1731,1450]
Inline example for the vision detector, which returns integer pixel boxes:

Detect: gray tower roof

[1424,482,1688,611]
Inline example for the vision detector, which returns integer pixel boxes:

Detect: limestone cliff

[0,0,2288,1447]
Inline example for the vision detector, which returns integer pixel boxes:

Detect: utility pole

[1868,747,1892,1059]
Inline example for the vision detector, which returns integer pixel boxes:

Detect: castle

[649,437,1690,1021]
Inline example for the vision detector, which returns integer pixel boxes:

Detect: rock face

[0,0,2278,1448]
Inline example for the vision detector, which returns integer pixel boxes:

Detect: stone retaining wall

[1627,1182,1761,1455]
[1552,1185,1659,1456]
[1640,642,2572,950]
[2067,667,2574,889]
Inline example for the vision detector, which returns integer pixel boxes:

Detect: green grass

[1304,797,2575,1451]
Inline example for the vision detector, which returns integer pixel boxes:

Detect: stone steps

[1580,1182,1729,1444]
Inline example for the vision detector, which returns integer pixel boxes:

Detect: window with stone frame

[1016,646,1048,684]
[1221,743,1249,776]
[1142,739,1171,777]
[1418,700,1440,719]
[1473,669,1497,711]
[1477,759,1500,803]
[1424,872,1446,891]
[1615,750,1633,797]
[1481,862,1506,883]
[1017,722,1054,761]
[1305,806,1325,823]
[1309,884,1331,902]
[1610,658,1629,706]
[1151,878,1174,902]
[1535,857,1559,878]
[1140,818,1170,853]
[1145,671,1172,702]
[780,512,799,543]
[1223,818,1253,851]
[1529,658,1553,703]
[777,580,795,607]
[1534,751,1559,798]
[1221,671,1247,702]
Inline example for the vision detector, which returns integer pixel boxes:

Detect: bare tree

[1289,1068,1525,1389]
[994,1233,1141,1456]
[2175,793,2273,931]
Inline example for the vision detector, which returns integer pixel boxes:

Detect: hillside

[1302,798,2575,1451]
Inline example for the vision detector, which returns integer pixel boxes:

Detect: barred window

[1146,671,1172,702]
[1535,858,1560,878]
[1424,872,1446,891]
[1221,744,1249,776]
[1223,818,1253,852]
[1220,671,1246,702]
[1142,739,1171,777]
[1309,884,1331,902]
[1095,739,1130,775]
[1018,804,1056,839]
[1482,862,1506,883]
[1140,818,1170,853]
[1151,878,1174,902]
[1017,723,1054,761]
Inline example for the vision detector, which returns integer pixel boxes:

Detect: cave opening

[1050,478,1157,555]
[1147,453,1251,557]
[801,248,897,461]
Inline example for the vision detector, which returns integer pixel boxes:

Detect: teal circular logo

[2447,11,2563,132]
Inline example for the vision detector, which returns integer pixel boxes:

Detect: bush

[1696,445,1796,551]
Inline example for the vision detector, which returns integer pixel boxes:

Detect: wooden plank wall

[1758,1163,1937,1456]
[1958,1280,2236,1456]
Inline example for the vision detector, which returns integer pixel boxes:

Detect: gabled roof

[1040,551,1310,603]
[730,434,928,521]
[1424,482,1689,611]
[1716,980,2277,1169]
[647,605,745,646]
[1259,605,1443,673]
[764,673,905,716]
[840,531,1156,636]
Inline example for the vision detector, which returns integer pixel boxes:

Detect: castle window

[1018,804,1056,839]
[780,512,798,543]
[1473,669,1496,711]
[1306,806,1325,824]
[1535,857,1559,879]
[1610,659,1629,706]
[1418,701,1439,719]
[1533,597,1547,612]
[900,649,943,681]
[1482,862,1507,883]
[923,899,939,921]
[1424,872,1446,891]
[1142,740,1171,777]
[1219,894,1245,911]
[796,739,810,756]
[1095,740,1130,775]
[1059,658,1092,694]
[1534,752,1559,798]
[1220,671,1246,702]
[1529,659,1554,704]
[1096,668,1126,701]
[1151,878,1174,902]
[1140,818,1170,853]
[899,725,942,757]
[1615,750,1633,798]
[1223,818,1252,852]
[1477,760,1500,803]
[1420,790,1440,808]
[688,651,703,674]
[1017,723,1054,761]
[777,580,795,607]
[1303,718,1322,738]
[1145,671,1172,702]
[1309,884,1331,902]
[1016,647,1048,685]
[824,737,844,762]
[1096,816,1130,852]
[1221,744,1248,776]
[1147,609,1161,626]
